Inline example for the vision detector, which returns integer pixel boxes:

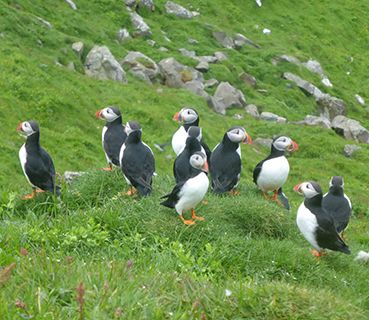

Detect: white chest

[296,202,320,250]
[257,156,289,191]
[102,126,107,145]
[19,144,34,187]
[172,126,187,155]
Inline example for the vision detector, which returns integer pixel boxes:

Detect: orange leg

[125,186,137,196]
[230,189,240,196]
[191,209,205,221]
[22,189,37,200]
[179,214,195,226]
[102,163,113,171]
[310,249,326,258]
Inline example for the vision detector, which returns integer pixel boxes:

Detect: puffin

[173,126,204,183]
[322,176,352,235]
[171,107,211,159]
[294,181,350,257]
[119,121,155,196]
[161,152,209,225]
[253,136,298,208]
[96,106,127,171]
[210,127,252,195]
[17,120,61,199]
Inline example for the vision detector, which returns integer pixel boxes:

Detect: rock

[184,80,208,98]
[195,60,209,72]
[294,115,331,129]
[274,55,302,65]
[64,171,85,184]
[245,104,259,118]
[130,12,152,37]
[283,72,325,100]
[85,46,127,82]
[147,39,156,46]
[260,112,287,123]
[206,96,227,115]
[321,77,333,88]
[158,57,203,89]
[122,51,161,84]
[303,59,324,77]
[214,51,228,61]
[233,33,260,49]
[355,94,366,106]
[188,38,199,45]
[159,46,169,52]
[254,138,273,148]
[317,96,346,120]
[165,1,196,19]
[72,41,84,58]
[255,0,262,7]
[239,72,257,87]
[196,56,218,64]
[263,28,271,35]
[125,0,155,11]
[343,144,361,157]
[179,48,196,58]
[212,31,234,49]
[67,61,75,71]
[117,28,131,42]
[204,78,219,88]
[332,115,369,143]
[65,0,77,9]
[214,82,246,110]
[36,16,52,29]
[233,114,243,120]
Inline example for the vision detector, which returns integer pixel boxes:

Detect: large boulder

[85,46,127,82]
[331,115,369,144]
[121,51,161,84]
[158,57,203,88]
[184,80,208,98]
[208,82,246,114]
[317,96,346,120]
[165,1,197,19]
[130,12,152,37]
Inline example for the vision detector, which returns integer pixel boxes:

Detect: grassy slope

[0,0,369,318]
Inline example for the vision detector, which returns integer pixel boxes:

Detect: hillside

[0,0,369,318]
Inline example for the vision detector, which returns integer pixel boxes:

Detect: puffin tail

[337,238,351,255]
[160,194,175,208]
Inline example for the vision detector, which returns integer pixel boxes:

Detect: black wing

[103,126,127,166]
[200,140,212,163]
[322,194,351,233]
[252,159,264,184]
[160,181,186,208]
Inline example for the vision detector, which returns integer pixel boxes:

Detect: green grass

[1,0,369,318]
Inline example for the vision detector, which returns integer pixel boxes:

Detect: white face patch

[19,121,36,137]
[273,136,293,151]
[180,108,198,124]
[189,153,206,169]
[300,182,320,199]
[101,107,120,122]
[226,127,246,143]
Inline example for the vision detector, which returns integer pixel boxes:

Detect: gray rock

[65,0,77,10]
[214,82,246,110]
[158,57,203,89]
[343,144,361,157]
[195,60,209,72]
[294,115,331,129]
[212,31,234,49]
[303,59,324,77]
[204,78,219,88]
[245,104,259,118]
[321,76,333,88]
[355,94,366,106]
[260,112,287,123]
[64,171,85,184]
[184,80,208,98]
[254,138,273,148]
[179,48,196,58]
[125,0,155,11]
[165,1,196,19]
[196,55,218,64]
[188,38,199,45]
[122,51,161,84]
[159,46,169,52]
[214,51,228,61]
[239,72,257,87]
[283,72,325,100]
[233,33,260,49]
[117,28,131,42]
[147,39,156,46]
[85,46,127,82]
[67,61,75,71]
[206,96,227,115]
[275,55,302,65]
[130,12,152,37]
[233,114,244,120]
[317,96,346,120]
[332,115,369,144]
[72,41,84,58]
[36,16,52,29]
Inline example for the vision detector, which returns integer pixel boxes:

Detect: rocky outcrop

[85,46,127,82]
[260,112,287,123]
[130,12,152,37]
[331,116,369,144]
[72,41,84,58]
[117,28,131,42]
[121,51,161,84]
[165,1,198,19]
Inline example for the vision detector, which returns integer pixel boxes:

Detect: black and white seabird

[294,181,350,257]
[322,176,352,235]
[17,120,61,199]
[96,106,127,171]
[253,136,298,208]
[119,121,155,196]
[210,127,252,195]
[161,152,209,225]
[173,126,204,183]
[171,108,211,159]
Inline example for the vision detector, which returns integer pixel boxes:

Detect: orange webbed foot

[125,187,137,196]
[310,249,326,258]
[191,210,205,221]
[180,215,195,225]
[230,189,240,196]
[22,190,37,200]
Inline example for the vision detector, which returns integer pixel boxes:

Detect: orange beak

[172,112,181,122]
[202,161,209,173]
[288,140,298,152]
[95,109,102,119]
[293,183,303,194]
[243,132,252,144]
[16,122,23,132]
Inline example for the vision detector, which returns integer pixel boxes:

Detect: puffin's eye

[187,111,191,114]
[306,185,310,189]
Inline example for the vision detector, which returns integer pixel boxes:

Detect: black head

[187,126,202,141]
[329,176,344,189]
[125,121,142,135]
[17,120,40,137]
